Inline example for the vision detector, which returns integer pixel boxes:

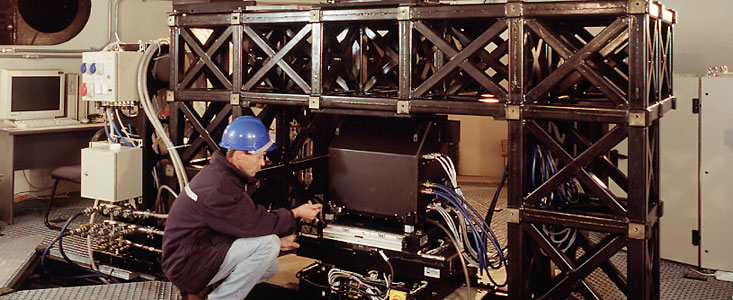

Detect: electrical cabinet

[660,74,733,272]
[80,51,143,103]
[699,76,733,272]
[81,142,142,202]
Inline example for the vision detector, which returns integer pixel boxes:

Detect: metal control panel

[80,51,143,103]
[81,141,143,202]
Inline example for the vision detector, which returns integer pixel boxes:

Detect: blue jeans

[206,235,281,300]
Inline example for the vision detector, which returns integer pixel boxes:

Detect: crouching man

[162,116,322,300]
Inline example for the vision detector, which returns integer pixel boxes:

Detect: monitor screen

[11,77,62,112]
[0,69,65,120]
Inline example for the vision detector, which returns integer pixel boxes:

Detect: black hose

[41,211,119,283]
[485,165,508,225]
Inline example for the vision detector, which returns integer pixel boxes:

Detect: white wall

[450,116,507,177]
[662,0,733,75]
[2,0,171,198]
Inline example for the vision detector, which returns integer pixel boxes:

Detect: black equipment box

[327,117,458,225]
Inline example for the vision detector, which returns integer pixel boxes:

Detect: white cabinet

[660,75,700,266]
[81,142,142,202]
[660,74,733,272]
[699,76,733,272]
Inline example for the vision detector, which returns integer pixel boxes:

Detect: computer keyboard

[14,118,81,129]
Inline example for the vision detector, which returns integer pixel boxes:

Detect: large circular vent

[11,0,91,45]
[18,0,79,33]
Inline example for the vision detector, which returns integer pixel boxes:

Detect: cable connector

[421,153,441,160]
[422,181,436,188]
[455,187,464,197]
[81,206,104,215]
[420,188,434,195]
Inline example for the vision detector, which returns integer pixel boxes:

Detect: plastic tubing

[137,39,188,190]
[434,184,507,269]
[110,115,134,147]
[427,219,472,299]
[433,190,488,273]
[103,110,112,142]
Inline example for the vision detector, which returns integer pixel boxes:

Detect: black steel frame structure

[165,0,675,299]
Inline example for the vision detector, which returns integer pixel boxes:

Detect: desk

[0,124,103,224]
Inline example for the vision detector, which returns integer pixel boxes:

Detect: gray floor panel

[0,235,45,289]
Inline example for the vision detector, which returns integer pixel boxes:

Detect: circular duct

[14,0,91,45]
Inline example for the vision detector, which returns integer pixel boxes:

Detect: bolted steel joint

[506,2,523,17]
[628,222,646,239]
[309,96,321,110]
[627,0,649,14]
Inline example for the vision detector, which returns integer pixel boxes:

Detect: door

[700,76,733,272]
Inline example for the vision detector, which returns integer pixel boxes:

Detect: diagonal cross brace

[450,27,509,78]
[179,103,220,153]
[363,27,399,92]
[525,121,627,216]
[182,105,232,162]
[179,27,234,90]
[554,26,630,100]
[242,25,312,93]
[567,126,629,193]
[525,224,607,299]
[447,27,509,95]
[413,21,507,100]
[577,231,629,297]
[541,233,626,299]
[526,18,628,106]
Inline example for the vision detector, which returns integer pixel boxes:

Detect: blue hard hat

[219,116,277,153]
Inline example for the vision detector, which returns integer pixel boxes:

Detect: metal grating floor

[0,281,178,300]
[0,198,105,268]
[1,185,733,299]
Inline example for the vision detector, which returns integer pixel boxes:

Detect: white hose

[137,38,188,190]
[88,199,110,284]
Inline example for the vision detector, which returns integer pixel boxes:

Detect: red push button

[79,83,87,97]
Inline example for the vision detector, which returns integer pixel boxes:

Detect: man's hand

[291,200,322,221]
[280,234,300,251]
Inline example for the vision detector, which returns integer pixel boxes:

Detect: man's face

[233,151,266,177]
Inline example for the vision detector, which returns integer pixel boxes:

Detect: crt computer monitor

[0,69,65,120]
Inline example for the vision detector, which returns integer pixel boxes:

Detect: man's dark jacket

[161,151,295,293]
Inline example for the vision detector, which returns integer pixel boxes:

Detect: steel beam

[166,2,675,299]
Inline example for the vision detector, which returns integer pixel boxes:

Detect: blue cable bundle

[530,143,580,252]
[41,212,119,283]
[531,144,578,207]
[103,109,134,148]
[427,182,507,287]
